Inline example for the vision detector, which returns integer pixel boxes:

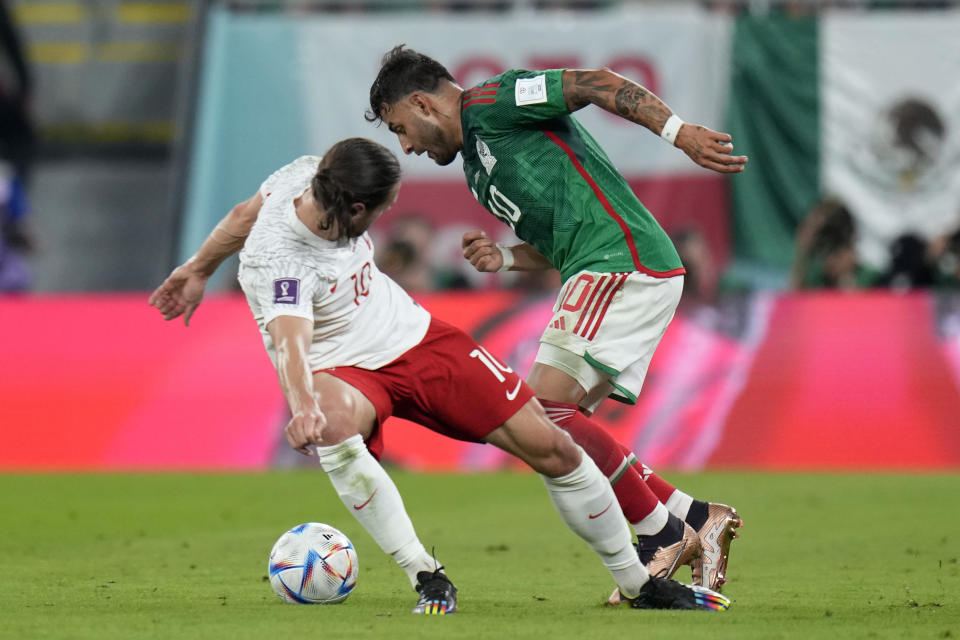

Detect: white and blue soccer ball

[268,523,359,604]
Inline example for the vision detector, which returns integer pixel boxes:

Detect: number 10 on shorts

[470,346,513,382]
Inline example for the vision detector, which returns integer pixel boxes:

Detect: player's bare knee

[316,398,369,446]
[315,429,353,448]
[320,418,365,447]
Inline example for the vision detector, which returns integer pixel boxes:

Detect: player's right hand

[284,409,328,456]
[148,262,209,326]
[675,124,748,174]
[462,230,503,273]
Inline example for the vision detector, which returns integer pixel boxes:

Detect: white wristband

[495,243,514,272]
[660,114,684,146]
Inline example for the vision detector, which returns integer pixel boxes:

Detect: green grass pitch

[1,471,957,639]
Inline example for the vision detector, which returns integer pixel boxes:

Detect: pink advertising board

[2,291,959,471]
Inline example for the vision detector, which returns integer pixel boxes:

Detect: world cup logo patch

[274,278,300,304]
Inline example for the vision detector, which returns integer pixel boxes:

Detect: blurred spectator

[790,199,870,290]
[509,268,562,293]
[876,233,937,291]
[0,0,34,291]
[0,0,35,184]
[0,159,31,290]
[427,0,511,11]
[376,215,437,291]
[376,214,472,291]
[672,226,718,310]
[531,0,613,10]
[928,226,960,288]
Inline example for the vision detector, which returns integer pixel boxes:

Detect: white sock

[541,447,649,598]
[631,502,670,537]
[664,489,694,521]
[316,434,437,588]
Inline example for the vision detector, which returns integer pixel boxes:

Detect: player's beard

[422,120,458,166]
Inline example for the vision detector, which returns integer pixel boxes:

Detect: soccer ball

[268,523,359,604]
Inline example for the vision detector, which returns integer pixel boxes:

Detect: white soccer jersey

[238,155,431,372]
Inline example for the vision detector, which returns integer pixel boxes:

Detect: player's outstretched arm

[267,315,327,456]
[560,68,748,174]
[462,230,554,272]
[149,191,263,325]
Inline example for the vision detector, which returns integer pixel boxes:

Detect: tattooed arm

[561,68,748,174]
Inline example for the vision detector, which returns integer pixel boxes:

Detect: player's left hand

[675,124,748,174]
[149,262,209,326]
[462,230,503,272]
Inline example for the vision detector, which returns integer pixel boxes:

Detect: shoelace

[662,538,688,578]
[640,537,688,579]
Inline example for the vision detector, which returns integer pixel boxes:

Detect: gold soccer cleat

[642,520,702,580]
[690,503,742,592]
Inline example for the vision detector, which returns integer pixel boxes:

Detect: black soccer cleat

[412,568,458,615]
[627,576,730,611]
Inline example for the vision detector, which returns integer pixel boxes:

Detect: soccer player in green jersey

[368,46,747,598]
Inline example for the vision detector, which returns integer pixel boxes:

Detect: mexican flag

[728,9,960,275]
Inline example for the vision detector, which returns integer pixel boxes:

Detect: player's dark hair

[312,137,401,241]
[366,45,455,124]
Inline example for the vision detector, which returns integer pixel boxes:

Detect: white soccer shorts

[535,270,683,413]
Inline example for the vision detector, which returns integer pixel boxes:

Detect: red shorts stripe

[586,273,628,341]
[572,274,607,335]
[577,274,614,339]
[578,274,620,339]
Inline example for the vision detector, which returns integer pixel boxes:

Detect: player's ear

[350,202,367,217]
[410,93,431,115]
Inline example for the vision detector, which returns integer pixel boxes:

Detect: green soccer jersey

[460,69,684,283]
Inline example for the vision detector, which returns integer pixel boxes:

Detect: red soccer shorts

[321,317,535,459]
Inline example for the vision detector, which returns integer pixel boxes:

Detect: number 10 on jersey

[487,184,521,227]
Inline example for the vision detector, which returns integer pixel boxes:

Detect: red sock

[540,399,659,524]
[643,471,678,503]
[616,445,677,504]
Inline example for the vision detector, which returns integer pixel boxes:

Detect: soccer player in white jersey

[150,138,729,613]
